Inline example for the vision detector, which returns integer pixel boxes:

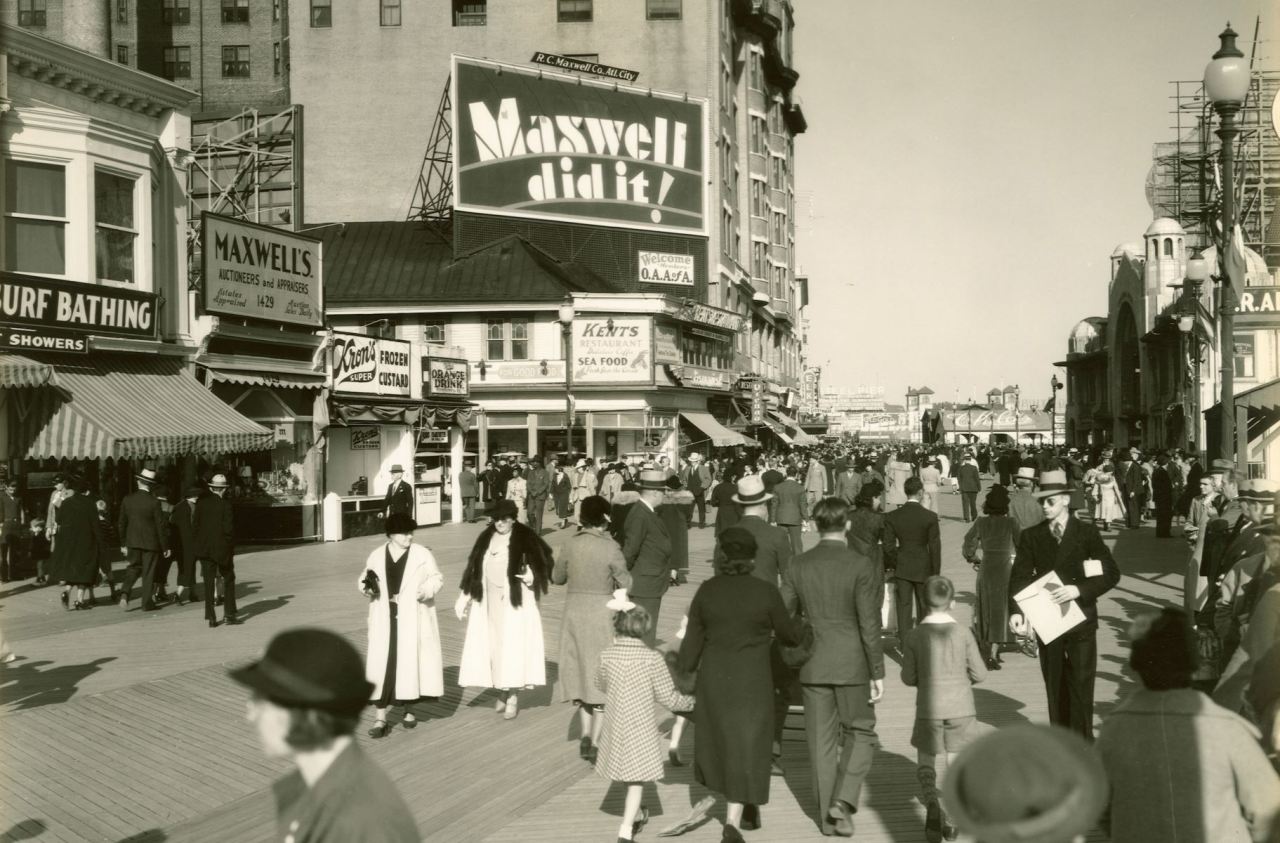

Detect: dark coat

[710,481,740,535]
[525,465,550,499]
[383,478,413,517]
[170,498,199,566]
[772,478,807,525]
[481,468,501,502]
[782,538,884,685]
[52,493,102,585]
[192,492,234,563]
[677,573,800,804]
[118,489,168,552]
[846,507,887,581]
[957,463,982,493]
[657,491,693,575]
[551,472,572,516]
[883,500,941,583]
[1008,516,1120,632]
[0,490,21,538]
[715,514,792,587]
[459,521,552,609]
[622,500,672,599]
[1152,465,1173,508]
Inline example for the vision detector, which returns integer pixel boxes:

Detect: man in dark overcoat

[781,497,884,836]
[1152,452,1174,537]
[195,474,238,627]
[957,453,982,523]
[622,470,673,646]
[382,465,413,520]
[0,478,22,582]
[118,468,168,611]
[52,477,101,589]
[882,476,941,641]
[524,456,550,533]
[1008,470,1120,741]
[772,466,808,555]
[168,484,203,605]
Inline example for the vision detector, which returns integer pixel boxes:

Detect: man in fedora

[167,484,204,606]
[195,474,239,627]
[1008,470,1120,740]
[1009,465,1045,532]
[883,477,941,642]
[685,452,713,529]
[622,469,673,646]
[118,467,169,611]
[382,465,413,521]
[773,465,809,555]
[230,627,419,842]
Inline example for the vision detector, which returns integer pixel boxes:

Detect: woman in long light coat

[360,512,444,738]
[456,499,554,719]
[1092,461,1126,530]
[506,465,528,523]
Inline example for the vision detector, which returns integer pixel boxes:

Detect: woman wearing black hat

[360,513,445,738]
[962,486,1020,669]
[676,525,802,841]
[50,477,102,610]
[456,498,554,719]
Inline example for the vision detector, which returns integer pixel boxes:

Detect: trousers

[689,492,707,527]
[960,492,978,522]
[1155,503,1173,538]
[781,523,803,556]
[526,496,546,533]
[122,548,159,608]
[802,683,878,823]
[893,578,928,638]
[201,556,237,620]
[629,594,662,647]
[1037,629,1098,741]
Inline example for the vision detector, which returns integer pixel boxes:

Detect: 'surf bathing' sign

[453,55,708,235]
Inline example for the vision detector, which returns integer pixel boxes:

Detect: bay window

[5,159,66,275]
[95,171,137,284]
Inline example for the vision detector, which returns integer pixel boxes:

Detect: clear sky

[794,0,1275,406]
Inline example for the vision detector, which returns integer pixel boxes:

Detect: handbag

[779,613,815,668]
[361,569,380,600]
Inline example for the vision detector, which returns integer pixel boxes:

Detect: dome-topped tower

[1110,241,1144,282]
[1144,217,1186,322]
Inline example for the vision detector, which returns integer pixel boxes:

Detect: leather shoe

[721,824,745,843]
[741,805,761,831]
[942,821,959,841]
[824,801,854,837]
[224,615,242,625]
[368,721,390,739]
[402,716,418,730]
[208,619,219,628]
[925,799,942,843]
[668,747,685,767]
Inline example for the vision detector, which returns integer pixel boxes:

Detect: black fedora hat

[229,628,372,714]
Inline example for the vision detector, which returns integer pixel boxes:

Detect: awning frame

[680,410,751,448]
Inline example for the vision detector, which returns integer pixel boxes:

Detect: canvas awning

[0,354,57,389]
[1231,377,1280,413]
[680,411,750,447]
[767,409,818,445]
[204,368,326,390]
[11,354,273,459]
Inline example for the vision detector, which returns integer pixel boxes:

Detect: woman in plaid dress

[595,597,696,843]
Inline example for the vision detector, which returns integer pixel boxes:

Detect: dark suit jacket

[458,469,479,498]
[715,514,792,587]
[192,492,234,563]
[118,489,168,552]
[1152,466,1173,507]
[525,466,549,499]
[834,471,863,504]
[883,501,941,582]
[1008,516,1120,633]
[170,498,199,565]
[383,479,413,517]
[781,539,885,685]
[772,478,807,525]
[0,490,21,538]
[957,463,982,493]
[622,500,672,598]
[1124,462,1147,501]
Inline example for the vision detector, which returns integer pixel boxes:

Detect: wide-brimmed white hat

[1014,466,1037,482]
[1032,470,1071,499]
[208,474,230,488]
[636,469,668,490]
[732,474,773,505]
[136,468,158,484]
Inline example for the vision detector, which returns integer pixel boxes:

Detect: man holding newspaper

[1007,470,1121,741]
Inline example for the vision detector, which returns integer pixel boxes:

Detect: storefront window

[681,329,732,369]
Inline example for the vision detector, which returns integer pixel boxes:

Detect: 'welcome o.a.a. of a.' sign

[452,55,707,236]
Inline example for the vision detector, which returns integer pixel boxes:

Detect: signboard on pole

[330,332,412,397]
[201,212,323,328]
[571,317,652,384]
[452,55,708,235]
[751,381,766,424]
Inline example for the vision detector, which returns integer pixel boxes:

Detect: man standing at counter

[383,465,413,521]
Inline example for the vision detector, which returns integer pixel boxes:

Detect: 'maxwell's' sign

[452,55,708,235]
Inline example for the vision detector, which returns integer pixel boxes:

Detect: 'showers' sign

[0,271,157,339]
[453,55,707,235]
[572,317,652,384]
[202,213,323,328]
[0,324,88,354]
[331,332,412,398]
[638,251,694,286]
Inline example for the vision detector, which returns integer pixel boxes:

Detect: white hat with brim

[1014,467,1037,482]
[208,474,230,488]
[1032,470,1072,499]
[732,474,773,505]
[636,470,668,491]
[136,468,158,484]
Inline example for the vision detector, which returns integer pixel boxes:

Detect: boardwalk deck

[0,482,1181,841]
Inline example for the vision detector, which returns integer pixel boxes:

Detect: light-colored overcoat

[360,542,444,700]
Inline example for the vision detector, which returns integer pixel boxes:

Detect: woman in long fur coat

[455,499,554,719]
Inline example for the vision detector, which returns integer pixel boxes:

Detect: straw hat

[208,474,230,489]
[136,467,158,484]
[1014,466,1037,482]
[1032,470,1071,499]
[732,474,773,505]
[636,470,668,491]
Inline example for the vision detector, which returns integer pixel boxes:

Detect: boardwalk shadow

[411,665,466,721]
[863,748,925,843]
[0,656,116,711]
[973,687,1032,728]
[0,819,47,842]
[235,593,294,622]
[598,780,664,819]
[117,831,166,842]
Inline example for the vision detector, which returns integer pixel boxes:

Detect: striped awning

[12,354,273,459]
[204,367,326,390]
[0,354,57,389]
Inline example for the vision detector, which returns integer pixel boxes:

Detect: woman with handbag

[359,512,445,738]
[961,486,1021,669]
[676,526,802,842]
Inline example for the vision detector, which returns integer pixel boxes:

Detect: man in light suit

[382,464,413,520]
[195,474,238,627]
[458,461,479,523]
[782,497,884,837]
[118,468,168,611]
[805,456,829,513]
[882,477,941,641]
[622,469,673,646]
[1008,470,1120,741]
[772,465,809,555]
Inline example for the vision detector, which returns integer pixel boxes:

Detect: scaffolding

[406,79,453,244]
[185,106,302,290]
[1147,23,1279,268]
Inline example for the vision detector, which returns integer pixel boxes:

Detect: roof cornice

[3,23,197,117]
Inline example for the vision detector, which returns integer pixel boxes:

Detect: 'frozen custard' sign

[453,55,707,235]
[331,332,412,397]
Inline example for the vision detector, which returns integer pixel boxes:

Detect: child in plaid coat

[595,594,695,842]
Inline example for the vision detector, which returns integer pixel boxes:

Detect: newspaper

[1013,570,1086,645]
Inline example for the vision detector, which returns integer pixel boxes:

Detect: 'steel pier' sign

[453,55,707,235]
[0,271,157,339]
[202,212,323,328]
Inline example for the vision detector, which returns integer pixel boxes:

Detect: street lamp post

[1180,254,1209,458]
[557,295,576,460]
[1204,24,1251,465]
[1050,374,1061,448]
[1013,385,1020,445]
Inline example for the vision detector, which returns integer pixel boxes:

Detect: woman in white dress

[1093,460,1127,530]
[919,458,942,513]
[506,465,528,523]
[455,499,554,719]
[360,512,445,738]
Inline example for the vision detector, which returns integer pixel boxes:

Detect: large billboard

[201,212,323,328]
[452,55,708,236]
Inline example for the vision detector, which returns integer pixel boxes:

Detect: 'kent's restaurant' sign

[0,271,157,339]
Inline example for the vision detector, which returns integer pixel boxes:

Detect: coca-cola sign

[331,332,412,397]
